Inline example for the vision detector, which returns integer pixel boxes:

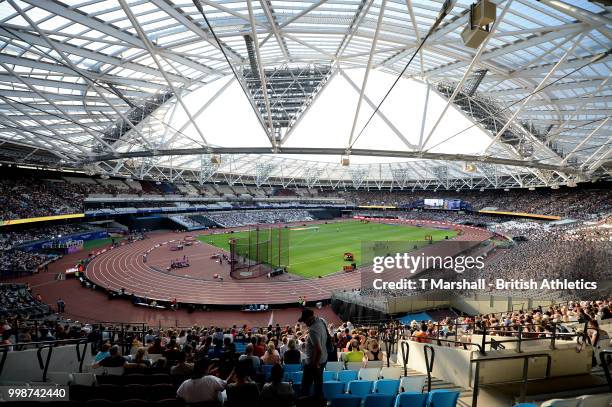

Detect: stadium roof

[0,0,610,190]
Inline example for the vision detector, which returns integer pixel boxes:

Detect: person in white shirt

[176,358,228,404]
[279,337,288,358]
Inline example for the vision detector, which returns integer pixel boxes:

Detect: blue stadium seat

[284,363,302,374]
[331,394,362,407]
[395,392,428,407]
[326,361,345,372]
[364,393,395,407]
[261,364,274,381]
[337,370,359,390]
[323,381,346,400]
[347,380,373,397]
[292,382,301,395]
[286,371,303,384]
[428,389,460,407]
[374,379,400,396]
[324,370,338,381]
[513,404,537,407]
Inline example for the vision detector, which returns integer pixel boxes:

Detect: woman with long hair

[261,342,281,365]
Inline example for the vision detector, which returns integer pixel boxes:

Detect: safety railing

[399,341,436,392]
[0,338,90,382]
[599,349,612,392]
[423,345,435,392]
[384,319,590,357]
[470,353,552,407]
[0,346,7,378]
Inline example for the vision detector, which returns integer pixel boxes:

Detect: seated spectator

[261,342,281,365]
[282,339,301,365]
[93,345,127,368]
[365,340,383,361]
[183,344,195,363]
[238,343,261,371]
[260,363,294,407]
[144,329,156,344]
[127,347,150,369]
[254,336,266,357]
[39,328,55,341]
[148,337,163,354]
[208,338,224,359]
[413,323,430,343]
[226,359,259,407]
[1,331,13,350]
[176,358,228,405]
[171,351,194,377]
[279,337,288,358]
[151,357,170,374]
[94,343,111,363]
[343,339,364,362]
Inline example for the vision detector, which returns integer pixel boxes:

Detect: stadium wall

[398,340,593,390]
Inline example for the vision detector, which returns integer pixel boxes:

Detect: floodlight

[462,0,496,49]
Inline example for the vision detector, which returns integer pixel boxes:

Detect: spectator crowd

[0,284,49,318]
[205,210,314,228]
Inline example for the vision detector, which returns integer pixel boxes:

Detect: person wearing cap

[298,308,328,404]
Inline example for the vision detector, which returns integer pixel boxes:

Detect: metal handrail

[470,353,552,407]
[36,344,53,382]
[0,347,7,378]
[399,334,483,354]
[75,339,89,373]
[424,345,435,393]
[401,341,410,377]
[0,338,90,350]
[599,349,612,392]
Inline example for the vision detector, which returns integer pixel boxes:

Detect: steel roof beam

[89,146,583,174]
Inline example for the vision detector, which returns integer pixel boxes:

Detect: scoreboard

[422,198,464,210]
[424,198,444,207]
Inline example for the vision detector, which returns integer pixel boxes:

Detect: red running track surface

[85,220,492,305]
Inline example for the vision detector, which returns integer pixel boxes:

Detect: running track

[85,219,491,305]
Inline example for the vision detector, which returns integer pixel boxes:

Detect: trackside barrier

[470,353,552,407]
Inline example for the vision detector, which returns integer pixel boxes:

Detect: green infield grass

[197,220,456,278]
